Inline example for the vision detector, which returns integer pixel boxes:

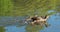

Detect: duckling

[31,15,49,26]
[38,15,49,21]
[25,15,38,21]
[25,15,49,26]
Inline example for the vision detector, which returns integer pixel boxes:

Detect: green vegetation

[0,0,60,16]
[0,0,14,16]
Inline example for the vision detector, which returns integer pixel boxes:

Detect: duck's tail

[45,16,49,20]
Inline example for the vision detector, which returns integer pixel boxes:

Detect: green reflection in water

[25,24,44,32]
[0,26,5,32]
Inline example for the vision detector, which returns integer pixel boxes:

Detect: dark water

[0,13,60,32]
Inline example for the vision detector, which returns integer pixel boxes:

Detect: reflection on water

[0,16,27,26]
[0,26,5,32]
[25,24,44,32]
[0,13,60,32]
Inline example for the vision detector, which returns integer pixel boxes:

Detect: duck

[38,15,49,22]
[25,15,49,26]
[31,15,49,26]
[25,15,39,25]
[33,15,49,27]
[25,15,38,23]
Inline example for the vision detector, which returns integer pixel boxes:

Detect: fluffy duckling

[31,15,49,26]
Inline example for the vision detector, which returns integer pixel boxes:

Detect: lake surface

[0,13,60,32]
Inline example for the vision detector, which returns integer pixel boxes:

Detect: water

[40,13,60,32]
[0,13,60,32]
